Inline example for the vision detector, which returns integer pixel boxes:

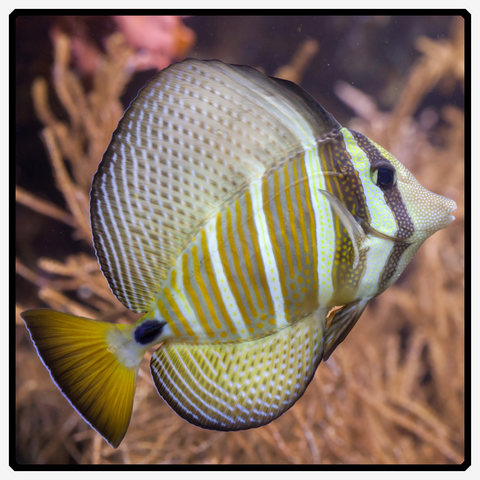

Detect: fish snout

[434,194,457,229]
[446,198,457,226]
[413,189,457,237]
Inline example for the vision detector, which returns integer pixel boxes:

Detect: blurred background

[15,15,465,464]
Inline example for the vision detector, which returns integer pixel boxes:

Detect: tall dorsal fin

[91,59,342,312]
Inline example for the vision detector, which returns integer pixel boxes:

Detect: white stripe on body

[249,180,288,328]
[204,216,244,333]
[304,147,335,306]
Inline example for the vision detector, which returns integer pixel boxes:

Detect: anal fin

[150,309,326,431]
[324,299,369,361]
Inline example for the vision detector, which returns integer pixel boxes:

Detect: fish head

[357,135,457,291]
[336,129,456,295]
[373,142,457,243]
[339,129,456,244]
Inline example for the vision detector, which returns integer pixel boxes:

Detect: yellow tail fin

[21,309,144,448]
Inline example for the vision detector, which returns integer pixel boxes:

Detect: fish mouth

[447,200,457,225]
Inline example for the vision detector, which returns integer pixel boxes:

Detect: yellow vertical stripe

[274,170,294,280]
[182,253,214,338]
[216,212,252,326]
[244,189,275,316]
[156,298,181,337]
[263,177,288,298]
[235,199,265,311]
[191,244,222,329]
[294,154,309,256]
[320,145,342,239]
[170,269,192,315]
[163,287,194,336]
[284,161,302,272]
[226,205,258,318]
[321,145,344,294]
[327,144,347,204]
[200,229,237,334]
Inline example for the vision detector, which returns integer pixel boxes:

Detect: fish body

[21,59,456,447]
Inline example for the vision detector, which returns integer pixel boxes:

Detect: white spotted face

[370,142,457,291]
[377,145,457,243]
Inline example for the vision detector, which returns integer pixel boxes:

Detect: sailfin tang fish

[21,59,456,447]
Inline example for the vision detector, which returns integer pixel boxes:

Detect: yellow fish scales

[21,59,456,447]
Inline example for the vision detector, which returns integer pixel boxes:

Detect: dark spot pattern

[134,320,166,346]
[377,243,410,293]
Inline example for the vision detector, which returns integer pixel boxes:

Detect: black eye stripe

[350,129,414,249]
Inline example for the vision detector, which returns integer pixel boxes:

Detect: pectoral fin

[357,217,411,244]
[318,189,368,270]
[319,190,410,257]
[324,299,369,361]
[150,308,326,431]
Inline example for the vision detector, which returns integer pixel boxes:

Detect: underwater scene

[15,15,465,465]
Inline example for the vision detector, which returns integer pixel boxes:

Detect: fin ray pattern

[150,309,326,430]
[21,309,138,448]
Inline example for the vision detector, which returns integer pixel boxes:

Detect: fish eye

[372,164,396,189]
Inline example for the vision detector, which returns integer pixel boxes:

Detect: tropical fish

[21,59,456,448]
